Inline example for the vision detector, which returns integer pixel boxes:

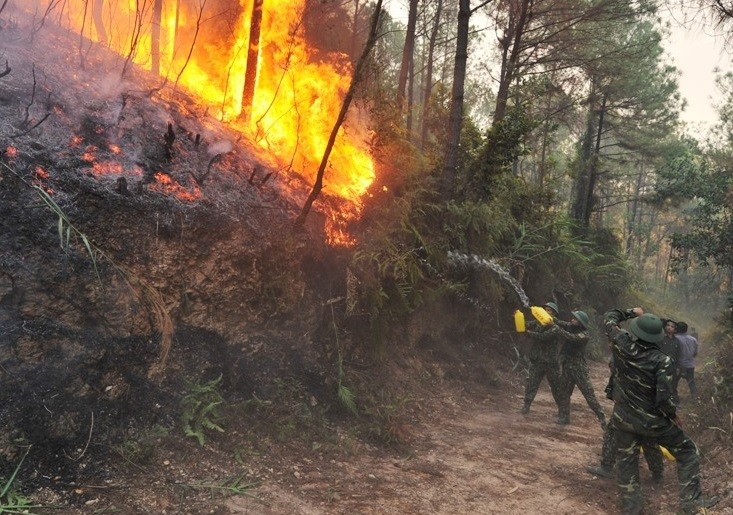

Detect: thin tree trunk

[396,0,418,112]
[420,0,441,150]
[406,43,415,134]
[583,92,606,226]
[493,0,530,125]
[151,0,162,75]
[241,0,264,122]
[92,0,106,44]
[570,80,596,224]
[442,0,470,199]
[295,0,383,227]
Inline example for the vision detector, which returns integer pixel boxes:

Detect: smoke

[208,140,233,156]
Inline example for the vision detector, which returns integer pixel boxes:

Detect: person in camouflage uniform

[519,302,563,416]
[604,307,718,515]
[587,367,664,482]
[553,310,606,427]
[659,319,681,403]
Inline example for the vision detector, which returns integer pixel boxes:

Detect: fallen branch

[0,60,10,78]
[9,112,51,138]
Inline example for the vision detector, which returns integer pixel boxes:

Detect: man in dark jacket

[604,307,718,514]
[520,302,563,416]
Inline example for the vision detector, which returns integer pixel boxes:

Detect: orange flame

[149,172,201,202]
[35,0,374,245]
[91,161,125,177]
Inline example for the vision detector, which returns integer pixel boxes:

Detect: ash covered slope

[0,12,346,506]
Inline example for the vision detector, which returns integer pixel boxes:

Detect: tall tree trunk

[241,0,264,122]
[626,163,644,259]
[493,0,531,125]
[442,0,470,199]
[151,0,163,76]
[421,0,442,150]
[295,0,383,227]
[406,43,415,134]
[396,0,418,112]
[570,80,596,224]
[583,92,606,226]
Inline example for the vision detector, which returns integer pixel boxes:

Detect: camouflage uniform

[658,331,681,403]
[604,309,712,515]
[520,320,563,413]
[554,320,606,426]
[598,372,664,480]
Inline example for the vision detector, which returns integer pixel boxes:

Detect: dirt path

[226,361,698,514]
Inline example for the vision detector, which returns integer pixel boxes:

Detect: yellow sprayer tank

[514,310,526,332]
[530,306,554,326]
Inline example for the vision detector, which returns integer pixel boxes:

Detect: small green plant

[182,474,260,500]
[1,448,43,514]
[328,303,358,415]
[181,375,226,446]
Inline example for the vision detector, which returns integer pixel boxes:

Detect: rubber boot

[586,465,613,479]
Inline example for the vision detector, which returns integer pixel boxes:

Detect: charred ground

[1,12,732,515]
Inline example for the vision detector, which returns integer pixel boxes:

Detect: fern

[181,375,226,446]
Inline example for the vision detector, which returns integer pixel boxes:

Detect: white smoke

[208,140,233,156]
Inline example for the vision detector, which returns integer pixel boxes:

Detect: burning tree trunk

[295,0,383,228]
[241,0,264,122]
[151,0,163,75]
[92,0,107,45]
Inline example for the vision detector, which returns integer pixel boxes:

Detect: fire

[82,145,98,162]
[91,161,125,177]
[32,165,54,194]
[149,172,201,202]
[28,0,375,245]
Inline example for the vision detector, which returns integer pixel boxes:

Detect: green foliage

[653,140,733,272]
[350,167,446,351]
[0,448,42,514]
[181,375,226,446]
[459,107,535,201]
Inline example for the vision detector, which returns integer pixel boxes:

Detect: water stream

[447,251,530,308]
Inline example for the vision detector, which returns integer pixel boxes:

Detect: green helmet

[571,310,590,329]
[630,313,664,343]
[544,302,559,316]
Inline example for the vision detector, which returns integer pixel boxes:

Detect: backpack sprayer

[514,306,554,332]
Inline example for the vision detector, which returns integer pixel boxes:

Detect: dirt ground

[222,361,729,515]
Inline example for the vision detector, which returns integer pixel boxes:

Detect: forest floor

[220,361,730,515]
[20,358,729,515]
